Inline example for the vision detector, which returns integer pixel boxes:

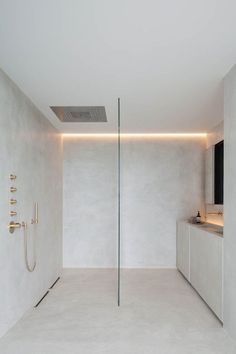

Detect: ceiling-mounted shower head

[50,106,107,122]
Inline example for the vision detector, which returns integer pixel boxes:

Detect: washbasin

[198,223,223,235]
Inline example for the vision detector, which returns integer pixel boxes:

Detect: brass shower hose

[22,221,36,272]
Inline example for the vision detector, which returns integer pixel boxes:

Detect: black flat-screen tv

[214,140,224,204]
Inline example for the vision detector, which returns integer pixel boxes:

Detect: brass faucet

[207,211,223,216]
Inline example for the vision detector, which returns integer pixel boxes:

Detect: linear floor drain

[50,277,60,289]
[34,291,49,308]
[34,277,61,307]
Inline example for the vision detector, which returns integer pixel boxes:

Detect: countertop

[188,221,224,238]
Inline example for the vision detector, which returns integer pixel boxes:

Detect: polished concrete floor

[0,269,235,354]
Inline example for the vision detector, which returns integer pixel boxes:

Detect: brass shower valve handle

[10,211,17,217]
[8,221,21,233]
[9,174,17,180]
[10,198,17,205]
[8,222,21,229]
[8,174,20,233]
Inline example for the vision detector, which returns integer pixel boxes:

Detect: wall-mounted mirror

[214,140,224,204]
[205,140,224,205]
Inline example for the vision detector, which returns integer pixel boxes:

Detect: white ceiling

[0,0,236,133]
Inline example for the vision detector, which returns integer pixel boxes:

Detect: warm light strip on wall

[62,133,207,139]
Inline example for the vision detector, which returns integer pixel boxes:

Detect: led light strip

[62,133,207,139]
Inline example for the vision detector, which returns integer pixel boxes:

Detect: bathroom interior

[1,1,236,353]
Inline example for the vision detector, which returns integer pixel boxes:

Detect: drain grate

[49,277,60,289]
[34,291,49,308]
[34,277,60,308]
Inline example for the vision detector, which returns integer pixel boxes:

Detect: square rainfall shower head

[50,106,107,122]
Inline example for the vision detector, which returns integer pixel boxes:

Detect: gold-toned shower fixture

[10,198,17,205]
[9,174,17,180]
[8,221,21,233]
[10,211,17,216]
[31,202,39,224]
[10,187,17,192]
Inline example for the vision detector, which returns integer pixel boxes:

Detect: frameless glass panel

[117,97,121,306]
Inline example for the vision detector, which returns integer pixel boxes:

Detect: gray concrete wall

[0,69,62,337]
[63,137,205,268]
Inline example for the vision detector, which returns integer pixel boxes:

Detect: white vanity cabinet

[176,221,223,321]
[176,221,190,281]
[190,226,223,320]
